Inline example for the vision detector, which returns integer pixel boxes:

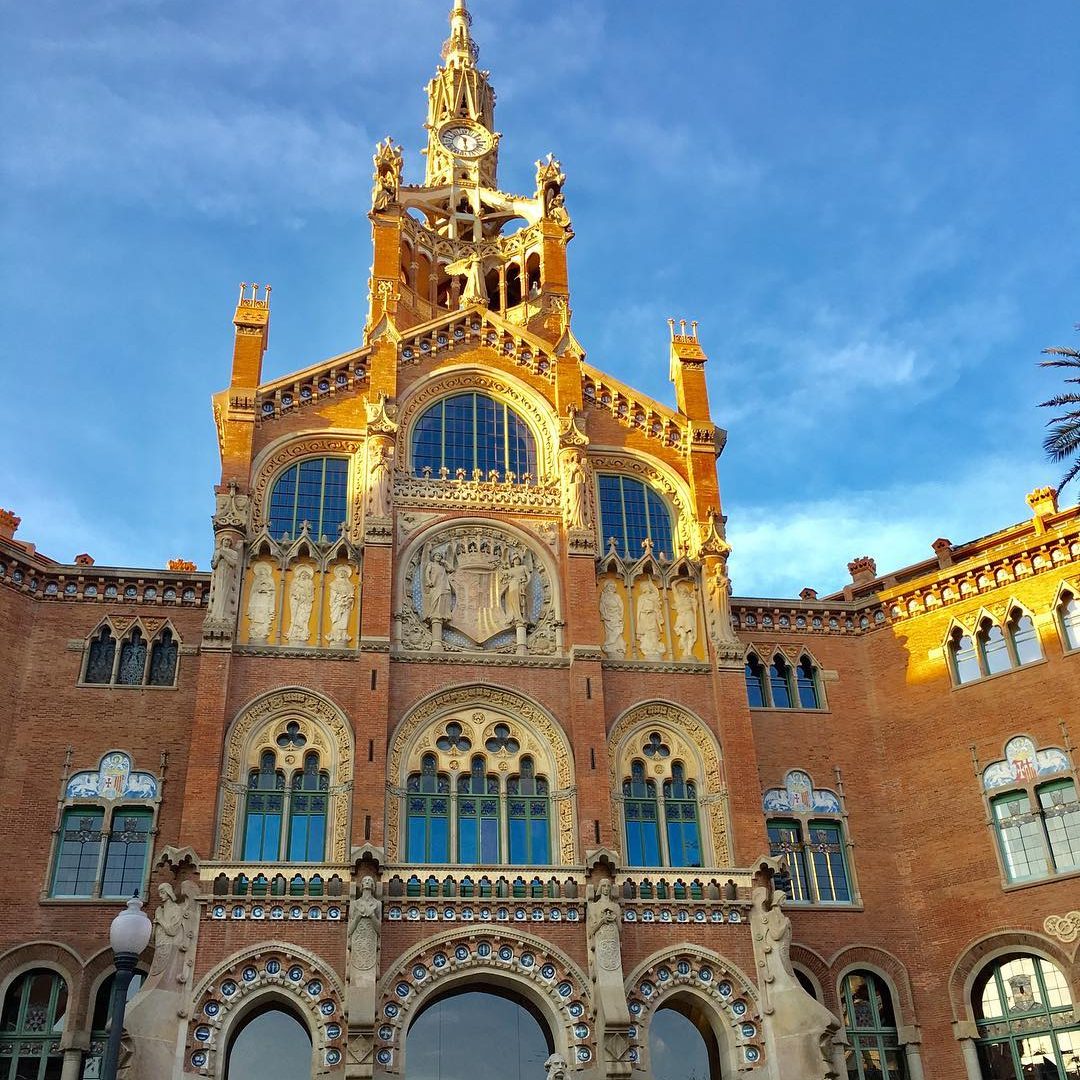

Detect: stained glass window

[598,474,674,559]
[841,971,906,1080]
[1040,779,1080,872]
[767,820,811,902]
[84,626,115,684]
[507,757,550,865]
[268,457,349,541]
[458,756,500,864]
[243,751,286,861]
[769,655,794,708]
[623,760,661,867]
[148,629,178,686]
[993,790,1048,881]
[974,955,1080,1079]
[117,629,147,685]
[745,654,767,708]
[808,821,851,902]
[0,970,67,1080]
[52,809,104,897]
[287,752,329,862]
[662,763,701,867]
[411,393,537,480]
[101,810,152,898]
[406,754,450,863]
[796,656,821,709]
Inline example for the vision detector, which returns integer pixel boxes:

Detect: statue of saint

[635,578,666,660]
[599,581,626,658]
[423,550,453,623]
[563,455,587,530]
[207,535,240,625]
[499,554,531,625]
[287,566,315,644]
[587,879,630,1026]
[366,441,393,519]
[672,581,698,658]
[327,565,355,645]
[348,876,382,976]
[706,560,740,647]
[246,562,276,640]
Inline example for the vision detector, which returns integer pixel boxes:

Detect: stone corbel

[212,479,251,533]
[364,393,399,438]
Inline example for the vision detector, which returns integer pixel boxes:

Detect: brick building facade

[3,5,1080,1079]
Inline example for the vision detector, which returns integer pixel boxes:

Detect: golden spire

[442,0,478,69]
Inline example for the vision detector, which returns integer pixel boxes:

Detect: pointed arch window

[406,754,451,863]
[287,752,330,862]
[662,762,701,868]
[1058,591,1080,651]
[267,456,349,541]
[147,629,179,686]
[117,628,148,685]
[81,623,180,688]
[0,970,67,1079]
[457,755,501,864]
[744,653,767,708]
[795,656,821,709]
[84,626,115,684]
[768,655,794,707]
[979,619,1012,676]
[1007,609,1043,666]
[598,474,674,559]
[411,393,537,482]
[840,971,906,1080]
[947,627,981,685]
[507,756,550,865]
[622,759,661,867]
[243,750,286,861]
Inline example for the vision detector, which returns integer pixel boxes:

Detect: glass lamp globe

[110,895,153,957]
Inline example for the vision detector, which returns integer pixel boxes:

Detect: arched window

[225,1006,312,1080]
[973,954,1080,1078]
[406,754,451,863]
[147,629,178,686]
[86,970,146,1077]
[410,393,538,481]
[840,971,906,1080]
[598,474,675,559]
[948,628,981,685]
[769,655,794,708]
[1007,609,1043,666]
[991,779,1080,882]
[794,969,819,999]
[979,618,1013,676]
[507,757,550,865]
[0,969,67,1078]
[243,750,285,861]
[796,656,822,709]
[84,626,115,684]
[1059,591,1080,651]
[662,763,701,867]
[287,752,329,861]
[623,759,661,867]
[745,653,767,708]
[267,456,349,540]
[457,755,501,864]
[649,1002,720,1080]
[117,628,148,685]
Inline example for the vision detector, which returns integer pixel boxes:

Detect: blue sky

[2,0,1078,597]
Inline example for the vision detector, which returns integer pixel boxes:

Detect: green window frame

[767,817,854,905]
[0,969,68,1080]
[267,456,349,541]
[662,763,702,868]
[507,758,551,866]
[457,757,501,864]
[840,971,906,1080]
[767,819,811,902]
[243,751,286,862]
[808,821,852,902]
[287,752,330,862]
[52,808,104,897]
[1039,778,1080,872]
[406,755,451,863]
[100,809,153,899]
[623,760,662,867]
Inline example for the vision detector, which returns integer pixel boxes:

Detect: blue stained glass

[598,474,674,558]
[624,763,662,867]
[745,657,767,707]
[268,457,348,540]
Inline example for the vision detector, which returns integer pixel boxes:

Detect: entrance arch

[226,1004,312,1079]
[649,995,721,1080]
[406,986,553,1080]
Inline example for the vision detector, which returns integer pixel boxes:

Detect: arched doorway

[406,987,553,1080]
[649,998,722,1080]
[225,1005,312,1079]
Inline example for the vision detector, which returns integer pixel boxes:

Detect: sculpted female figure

[246,562,276,640]
[287,565,315,643]
[635,577,666,660]
[327,565,355,644]
[599,581,626,658]
[207,535,240,625]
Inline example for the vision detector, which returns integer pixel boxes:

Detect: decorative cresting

[184,943,345,1076]
[608,702,730,866]
[399,521,558,655]
[386,684,576,864]
[374,929,594,1074]
[216,688,354,861]
[623,947,765,1072]
[589,450,695,558]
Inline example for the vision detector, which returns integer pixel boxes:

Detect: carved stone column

[953,1021,983,1080]
[586,877,632,1079]
[202,481,250,645]
[346,876,383,1079]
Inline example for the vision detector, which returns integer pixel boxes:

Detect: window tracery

[79,620,181,687]
[1057,587,1080,652]
[745,650,825,710]
[597,474,674,560]
[946,606,1044,686]
[267,455,350,541]
[982,735,1080,884]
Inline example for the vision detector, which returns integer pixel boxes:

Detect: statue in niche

[206,535,241,626]
[348,876,382,977]
[672,581,698,658]
[635,578,666,660]
[327,565,355,645]
[246,562,276,641]
[366,441,394,519]
[563,453,588,530]
[498,553,532,625]
[706,559,741,648]
[422,548,454,624]
[287,565,315,644]
[599,581,626,658]
[587,879,630,1026]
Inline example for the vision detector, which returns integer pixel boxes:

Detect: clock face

[439,123,491,159]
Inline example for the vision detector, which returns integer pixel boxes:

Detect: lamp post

[101,895,153,1080]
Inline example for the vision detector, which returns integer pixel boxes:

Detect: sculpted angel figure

[367,441,394,519]
[147,882,196,983]
[635,577,666,660]
[327,565,355,645]
[563,454,587,530]
[207,535,240,624]
[499,552,532,625]
[672,581,698,658]
[287,565,315,643]
[246,562,276,640]
[422,547,454,624]
[599,581,626,658]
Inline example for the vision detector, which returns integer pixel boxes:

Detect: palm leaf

[1039,394,1080,409]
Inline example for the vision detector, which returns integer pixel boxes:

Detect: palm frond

[1041,349,1080,368]
[1056,455,1080,493]
[1043,421,1080,461]
[1038,394,1080,409]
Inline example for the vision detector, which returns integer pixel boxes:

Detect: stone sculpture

[499,554,531,625]
[563,453,588,531]
[586,879,631,1027]
[366,442,394,519]
[206,535,240,628]
[672,581,698,658]
[635,578,666,660]
[599,581,626,658]
[287,566,315,644]
[246,561,276,641]
[328,565,355,645]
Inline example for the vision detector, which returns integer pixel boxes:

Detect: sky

[2,0,1079,597]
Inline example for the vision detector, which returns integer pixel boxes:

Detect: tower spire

[443,0,478,69]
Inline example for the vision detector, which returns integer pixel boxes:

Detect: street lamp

[101,895,153,1080]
